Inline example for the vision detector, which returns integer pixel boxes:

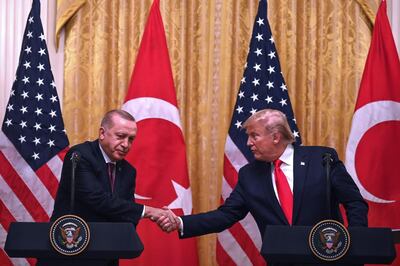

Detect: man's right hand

[156,207,181,233]
[144,206,180,232]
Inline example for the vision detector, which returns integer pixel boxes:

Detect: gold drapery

[58,1,378,265]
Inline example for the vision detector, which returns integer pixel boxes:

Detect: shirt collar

[98,143,114,164]
[279,144,294,166]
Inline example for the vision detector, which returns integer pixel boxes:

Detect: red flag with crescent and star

[345,1,400,265]
[121,0,198,265]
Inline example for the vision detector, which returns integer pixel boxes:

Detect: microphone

[322,153,333,165]
[70,151,81,213]
[70,151,81,164]
[323,153,332,219]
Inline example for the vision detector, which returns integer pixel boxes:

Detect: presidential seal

[50,215,90,256]
[309,219,350,262]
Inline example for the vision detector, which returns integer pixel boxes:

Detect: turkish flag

[345,1,400,265]
[121,0,198,265]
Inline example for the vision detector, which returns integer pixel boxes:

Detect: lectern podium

[5,222,143,265]
[262,226,397,264]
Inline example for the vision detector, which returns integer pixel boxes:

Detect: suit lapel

[292,146,309,224]
[91,140,113,193]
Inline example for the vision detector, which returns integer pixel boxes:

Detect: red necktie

[107,163,115,192]
[273,159,293,225]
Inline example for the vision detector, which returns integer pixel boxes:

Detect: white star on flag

[23,61,31,69]
[254,48,262,56]
[268,51,276,59]
[252,78,260,86]
[167,180,193,215]
[253,63,261,72]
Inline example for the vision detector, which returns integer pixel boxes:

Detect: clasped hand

[145,206,180,233]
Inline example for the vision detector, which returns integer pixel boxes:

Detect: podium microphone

[70,151,81,213]
[322,153,333,219]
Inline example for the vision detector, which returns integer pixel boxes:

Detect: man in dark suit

[39,110,170,266]
[158,108,368,265]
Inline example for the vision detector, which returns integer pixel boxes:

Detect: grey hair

[101,109,136,129]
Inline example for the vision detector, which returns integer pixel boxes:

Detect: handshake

[144,206,181,233]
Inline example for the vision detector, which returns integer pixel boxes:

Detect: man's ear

[99,127,105,140]
[272,132,281,144]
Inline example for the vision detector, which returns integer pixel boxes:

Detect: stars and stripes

[217,0,301,265]
[0,0,69,265]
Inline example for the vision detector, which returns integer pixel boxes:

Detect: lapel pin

[300,162,305,166]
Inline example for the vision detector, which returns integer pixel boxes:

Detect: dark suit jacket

[38,140,143,266]
[181,145,368,238]
[51,140,143,223]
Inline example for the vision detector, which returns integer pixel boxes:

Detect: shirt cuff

[177,216,184,236]
[141,205,146,218]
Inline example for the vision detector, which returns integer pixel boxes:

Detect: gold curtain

[58,0,378,265]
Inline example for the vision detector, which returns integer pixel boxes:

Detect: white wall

[387,0,400,56]
[0,1,399,125]
[0,0,64,123]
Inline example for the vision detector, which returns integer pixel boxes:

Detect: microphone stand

[323,153,332,219]
[70,152,80,214]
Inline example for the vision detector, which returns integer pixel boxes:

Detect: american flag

[0,0,69,265]
[217,0,301,265]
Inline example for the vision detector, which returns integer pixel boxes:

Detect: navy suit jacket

[181,146,368,239]
[51,140,143,224]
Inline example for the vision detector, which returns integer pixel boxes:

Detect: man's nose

[247,138,253,146]
[121,138,129,148]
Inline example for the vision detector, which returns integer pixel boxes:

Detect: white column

[387,0,400,55]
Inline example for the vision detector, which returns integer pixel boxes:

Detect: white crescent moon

[122,97,182,201]
[346,100,400,203]
[122,97,182,129]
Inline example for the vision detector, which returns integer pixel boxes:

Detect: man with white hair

[159,109,368,265]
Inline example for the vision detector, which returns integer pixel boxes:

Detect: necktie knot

[107,162,115,174]
[274,159,283,168]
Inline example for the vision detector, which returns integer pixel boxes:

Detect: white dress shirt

[271,144,294,204]
[99,143,145,217]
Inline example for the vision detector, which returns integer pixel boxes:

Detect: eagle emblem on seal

[319,227,342,253]
[59,222,83,248]
[309,220,350,261]
[50,215,90,255]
